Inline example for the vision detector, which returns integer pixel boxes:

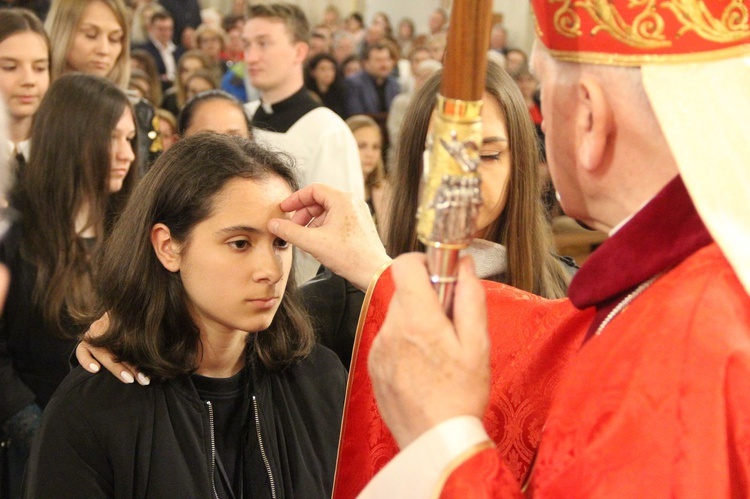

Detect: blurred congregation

[0,0,555,221]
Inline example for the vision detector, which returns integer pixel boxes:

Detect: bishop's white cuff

[358,415,491,498]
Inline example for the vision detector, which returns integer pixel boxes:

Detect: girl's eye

[229,240,249,250]
[480,151,501,162]
[274,238,290,249]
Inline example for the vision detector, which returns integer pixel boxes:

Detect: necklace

[595,272,663,336]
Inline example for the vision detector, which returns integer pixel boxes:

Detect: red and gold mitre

[531,0,750,65]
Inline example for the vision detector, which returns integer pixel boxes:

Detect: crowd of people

[0,0,747,498]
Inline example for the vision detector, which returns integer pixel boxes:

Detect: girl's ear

[151,223,181,272]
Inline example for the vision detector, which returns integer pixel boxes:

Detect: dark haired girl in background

[0,72,136,497]
[178,89,251,138]
[0,8,49,169]
[305,52,347,118]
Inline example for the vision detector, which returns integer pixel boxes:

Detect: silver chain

[595,273,663,336]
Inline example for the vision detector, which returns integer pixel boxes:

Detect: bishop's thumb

[453,256,488,351]
[268,218,308,249]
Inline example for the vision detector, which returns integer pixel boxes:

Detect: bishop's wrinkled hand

[368,253,491,448]
[268,183,391,291]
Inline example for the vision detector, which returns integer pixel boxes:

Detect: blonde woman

[46,0,159,171]
[194,23,229,73]
[45,0,131,88]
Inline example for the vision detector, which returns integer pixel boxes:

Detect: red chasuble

[333,177,750,497]
[333,262,593,497]
[439,177,750,497]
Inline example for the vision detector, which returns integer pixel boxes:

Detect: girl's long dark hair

[385,61,570,298]
[18,73,136,337]
[90,133,314,379]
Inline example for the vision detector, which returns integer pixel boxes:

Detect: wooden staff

[416,0,493,313]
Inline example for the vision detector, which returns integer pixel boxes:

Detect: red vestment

[334,177,750,497]
[333,271,592,498]
[440,178,750,496]
[442,242,750,497]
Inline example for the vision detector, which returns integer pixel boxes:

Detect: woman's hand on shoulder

[76,314,151,386]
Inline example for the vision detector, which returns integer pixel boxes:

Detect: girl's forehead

[212,175,292,209]
[194,177,286,229]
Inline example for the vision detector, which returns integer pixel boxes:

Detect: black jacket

[0,222,80,424]
[134,39,186,86]
[23,345,346,498]
[157,0,201,46]
[300,268,364,369]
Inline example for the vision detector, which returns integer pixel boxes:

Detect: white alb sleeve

[358,415,491,498]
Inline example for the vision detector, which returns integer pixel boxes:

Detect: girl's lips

[111,168,129,177]
[248,297,279,309]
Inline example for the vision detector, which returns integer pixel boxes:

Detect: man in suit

[157,0,202,49]
[137,10,184,90]
[344,42,400,118]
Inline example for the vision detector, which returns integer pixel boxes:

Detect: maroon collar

[568,176,713,338]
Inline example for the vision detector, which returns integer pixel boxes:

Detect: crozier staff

[415,0,492,311]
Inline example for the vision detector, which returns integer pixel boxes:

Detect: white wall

[491,0,534,54]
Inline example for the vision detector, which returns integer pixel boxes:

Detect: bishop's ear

[576,75,614,173]
[151,223,181,272]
